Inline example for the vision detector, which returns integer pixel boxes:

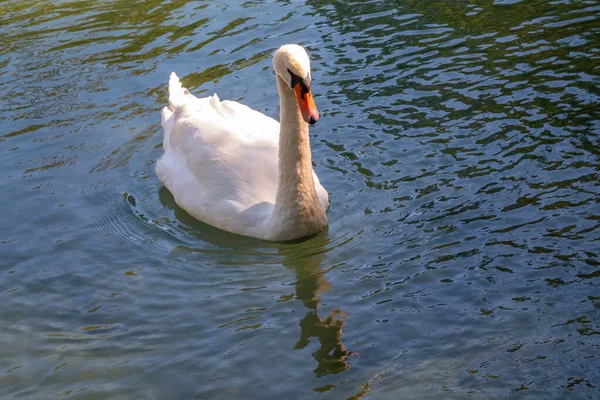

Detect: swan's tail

[167,72,188,110]
[160,72,188,151]
[160,107,173,150]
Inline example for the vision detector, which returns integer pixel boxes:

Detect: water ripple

[1,0,599,398]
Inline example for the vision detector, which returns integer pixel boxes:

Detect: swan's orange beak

[294,85,319,125]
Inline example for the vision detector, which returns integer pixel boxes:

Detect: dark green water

[1,0,599,398]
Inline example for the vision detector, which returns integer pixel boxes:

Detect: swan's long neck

[270,75,327,239]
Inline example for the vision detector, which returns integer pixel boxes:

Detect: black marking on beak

[288,69,311,97]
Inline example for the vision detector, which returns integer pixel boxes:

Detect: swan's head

[273,44,319,125]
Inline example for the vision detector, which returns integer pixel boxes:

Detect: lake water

[1,0,599,398]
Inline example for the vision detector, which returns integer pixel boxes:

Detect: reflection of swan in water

[159,187,351,376]
[280,238,352,377]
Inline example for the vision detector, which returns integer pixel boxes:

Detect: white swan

[156,44,329,241]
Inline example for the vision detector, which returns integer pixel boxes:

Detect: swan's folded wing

[165,99,280,209]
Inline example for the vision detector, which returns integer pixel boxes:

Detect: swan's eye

[288,69,301,88]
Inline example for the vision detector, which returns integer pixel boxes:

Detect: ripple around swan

[1,0,599,398]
